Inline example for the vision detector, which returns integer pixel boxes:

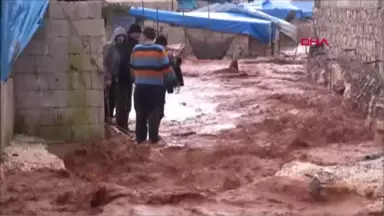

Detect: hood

[108,26,127,44]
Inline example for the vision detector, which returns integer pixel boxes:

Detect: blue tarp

[192,3,297,41]
[129,7,273,43]
[0,0,49,81]
[241,0,313,20]
[291,1,313,18]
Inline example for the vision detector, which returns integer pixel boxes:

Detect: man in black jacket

[154,35,185,122]
[115,24,142,130]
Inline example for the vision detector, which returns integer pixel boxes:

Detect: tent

[291,1,313,19]
[240,0,313,20]
[0,0,49,81]
[129,7,273,43]
[192,3,297,41]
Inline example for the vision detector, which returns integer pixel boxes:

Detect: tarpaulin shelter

[193,2,297,41]
[240,0,313,20]
[129,6,280,59]
[129,7,273,43]
[0,0,49,81]
[291,1,313,19]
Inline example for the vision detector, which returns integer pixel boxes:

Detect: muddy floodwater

[0,56,382,216]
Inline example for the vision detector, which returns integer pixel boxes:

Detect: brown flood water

[0,57,381,216]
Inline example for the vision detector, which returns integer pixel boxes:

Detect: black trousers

[116,82,133,130]
[134,84,164,143]
[104,79,117,120]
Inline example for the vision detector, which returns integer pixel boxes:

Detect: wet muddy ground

[1,56,382,216]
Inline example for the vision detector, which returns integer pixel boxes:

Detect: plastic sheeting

[129,7,273,43]
[177,0,198,10]
[0,0,49,81]
[241,0,312,20]
[291,1,313,19]
[193,3,297,41]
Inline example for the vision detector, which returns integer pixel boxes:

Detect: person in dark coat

[154,35,185,121]
[115,24,142,130]
[103,26,127,120]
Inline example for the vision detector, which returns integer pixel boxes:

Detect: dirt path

[1,57,382,216]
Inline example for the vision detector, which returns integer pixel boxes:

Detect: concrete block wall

[313,6,382,63]
[0,79,15,149]
[308,0,384,127]
[12,1,105,141]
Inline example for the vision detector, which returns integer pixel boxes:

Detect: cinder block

[67,71,92,89]
[67,90,92,108]
[76,2,91,19]
[23,40,49,56]
[68,35,91,54]
[91,71,103,90]
[87,89,104,107]
[48,1,66,19]
[36,55,69,73]
[49,1,78,20]
[16,108,40,126]
[14,73,50,92]
[13,55,36,73]
[38,125,71,141]
[49,37,69,57]
[16,92,40,109]
[98,107,104,124]
[69,125,91,141]
[56,107,73,125]
[35,90,70,108]
[48,72,69,90]
[73,19,105,36]
[46,20,70,38]
[69,54,102,71]
[87,107,101,124]
[89,36,105,54]
[89,123,105,138]
[38,108,59,126]
[88,1,103,19]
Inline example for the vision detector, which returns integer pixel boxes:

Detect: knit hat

[127,24,142,34]
[155,35,168,47]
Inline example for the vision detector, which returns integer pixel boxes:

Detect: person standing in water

[130,27,177,144]
[115,24,142,130]
[154,35,185,123]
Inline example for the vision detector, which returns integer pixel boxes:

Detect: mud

[1,55,382,216]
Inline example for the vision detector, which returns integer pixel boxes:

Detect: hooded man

[115,24,142,130]
[103,26,127,120]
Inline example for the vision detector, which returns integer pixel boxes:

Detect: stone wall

[12,1,105,141]
[308,1,384,129]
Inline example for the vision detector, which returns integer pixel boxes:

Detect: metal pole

[207,2,210,18]
[141,0,144,15]
[156,8,159,35]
